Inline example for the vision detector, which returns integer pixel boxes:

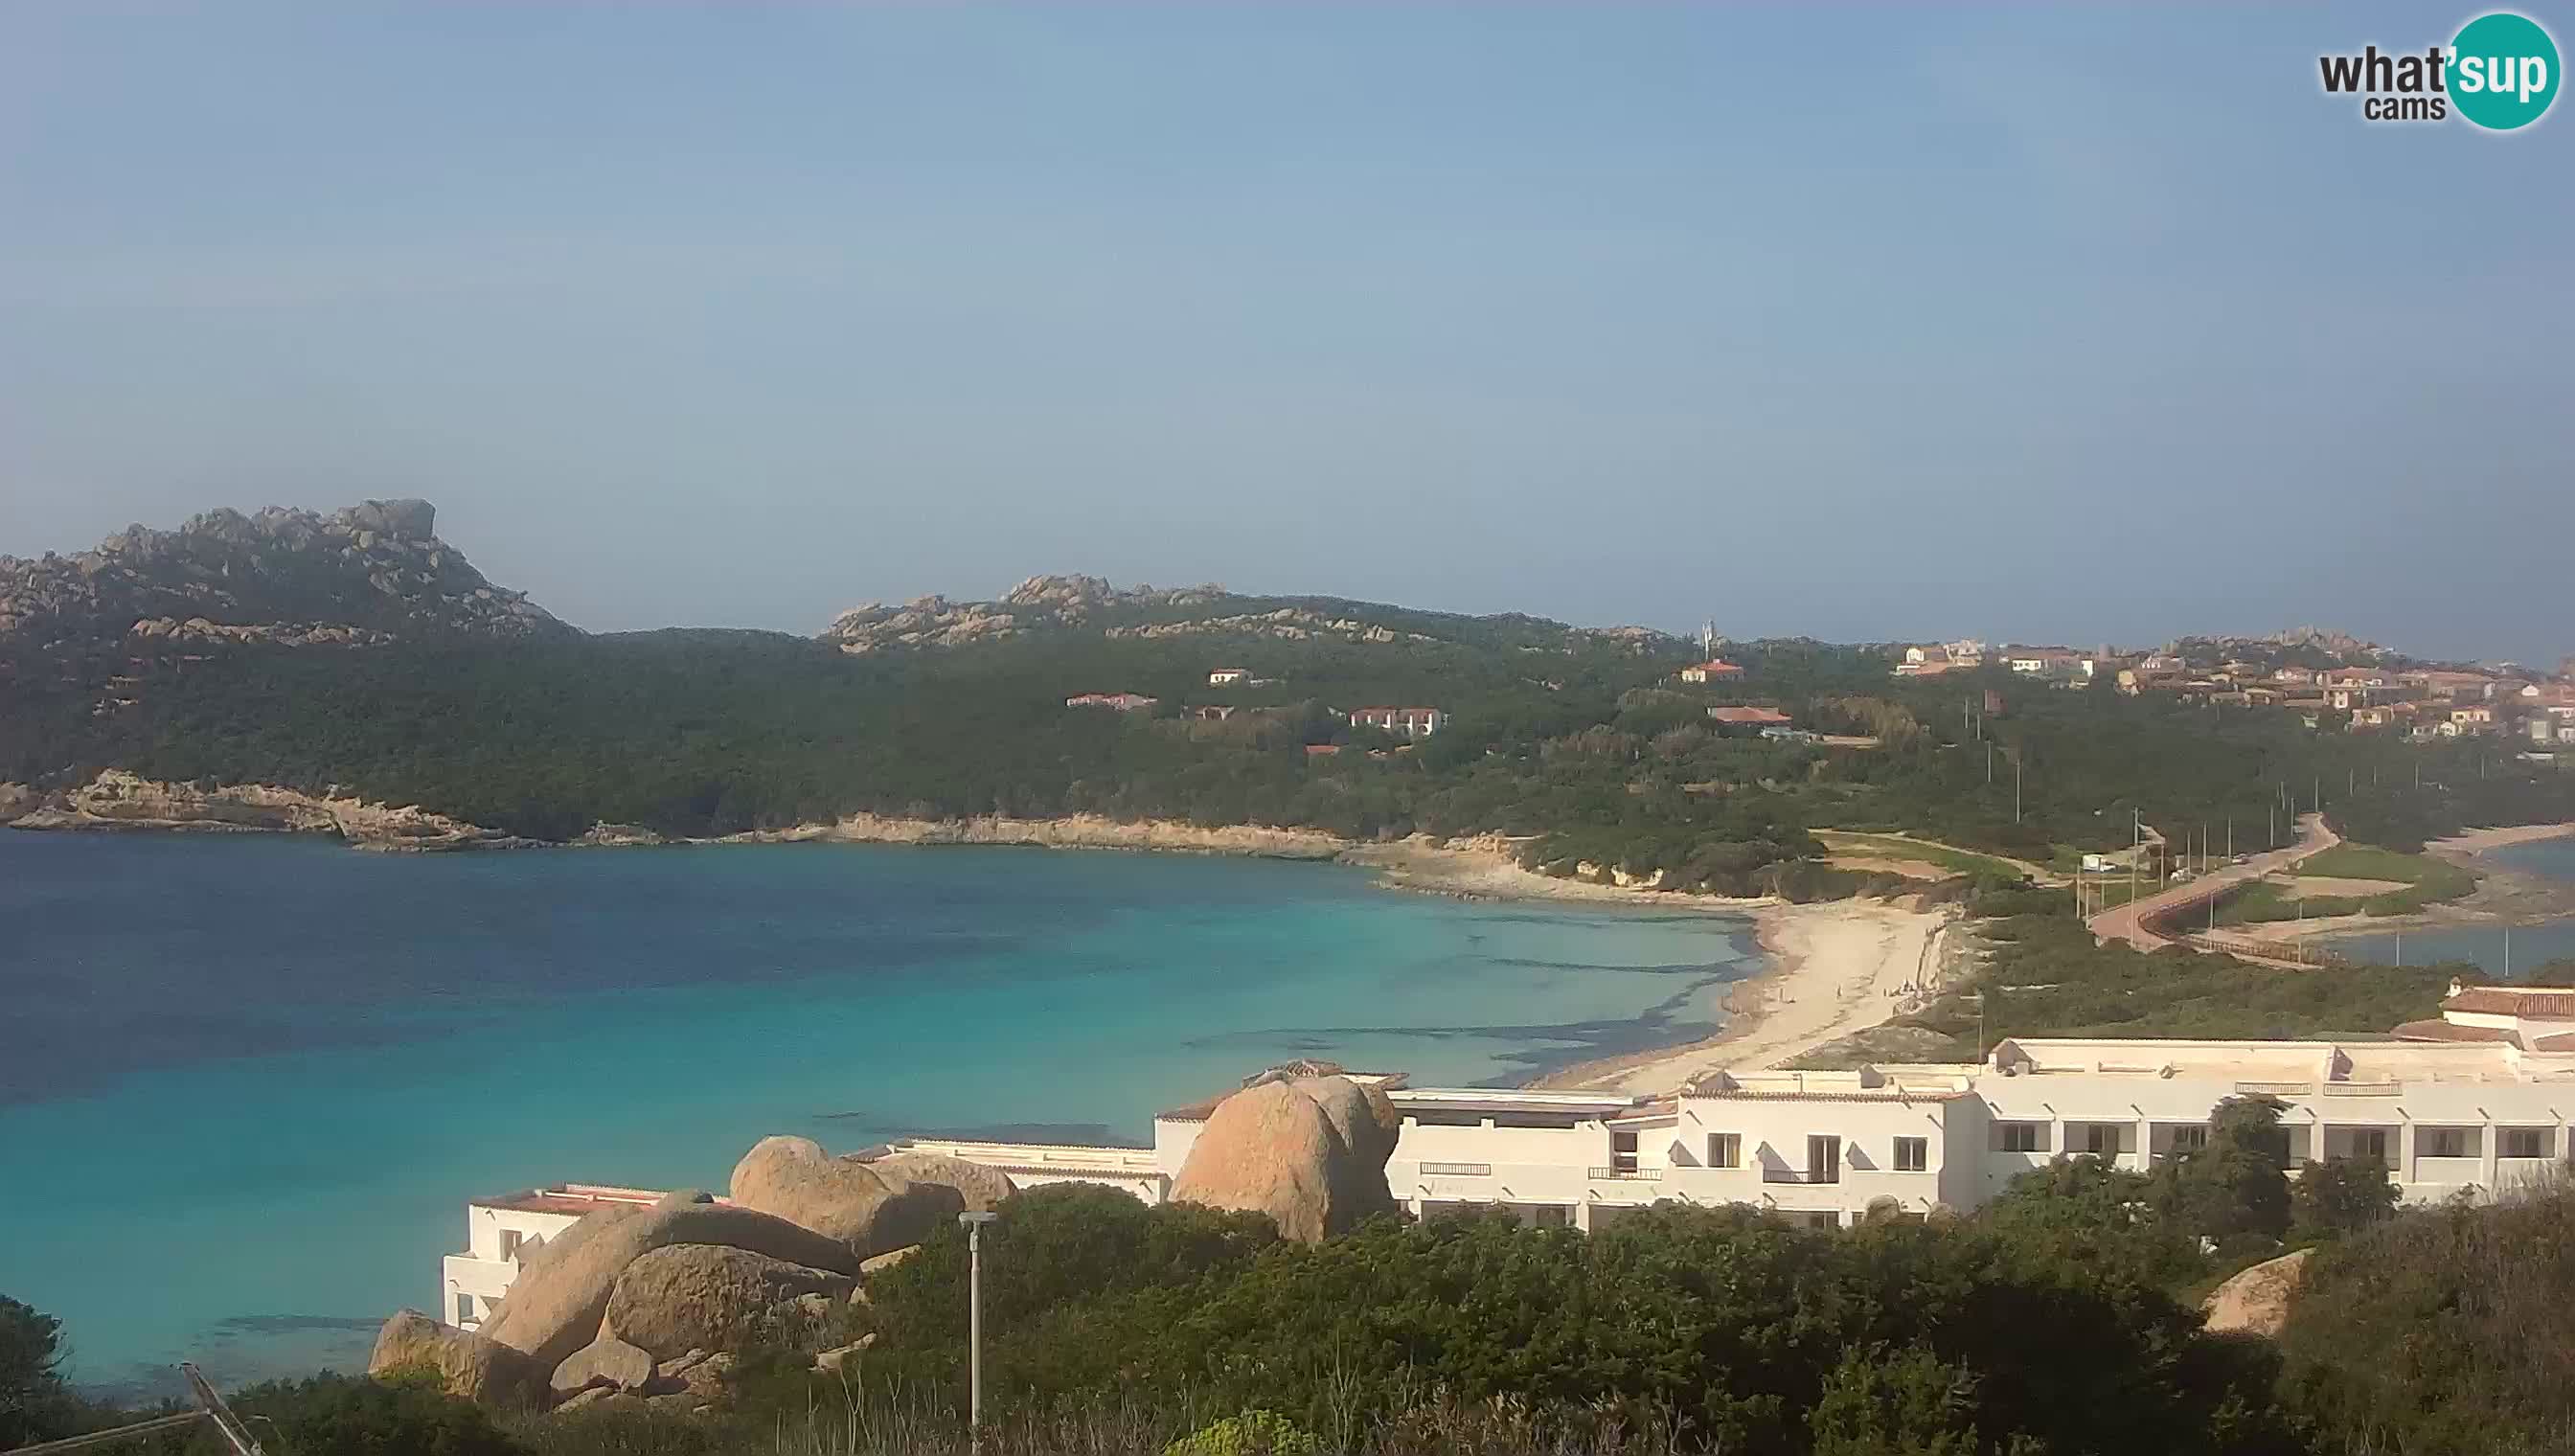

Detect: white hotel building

[441,986,2575,1323]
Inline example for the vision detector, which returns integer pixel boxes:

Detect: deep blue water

[0,832,1759,1395]
[2336,837,2575,975]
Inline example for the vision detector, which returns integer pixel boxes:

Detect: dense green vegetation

[2280,1181,2575,1456]
[7,603,2567,894]
[2214,847,2479,926]
[16,1150,2535,1456]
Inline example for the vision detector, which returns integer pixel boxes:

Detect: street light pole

[959,1211,998,1452]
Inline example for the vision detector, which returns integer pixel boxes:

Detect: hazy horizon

[4,5,2567,663]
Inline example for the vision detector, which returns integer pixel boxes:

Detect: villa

[438,988,2575,1326]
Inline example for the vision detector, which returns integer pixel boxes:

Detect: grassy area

[2296,844,2477,899]
[1822,891,2467,1061]
[2213,843,2479,924]
[1814,830,2026,881]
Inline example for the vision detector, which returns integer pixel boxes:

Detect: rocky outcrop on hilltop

[1169,1071,1401,1243]
[820,575,1225,653]
[1105,607,1436,645]
[0,769,524,850]
[0,498,572,657]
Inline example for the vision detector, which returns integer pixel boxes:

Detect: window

[1894,1136,1927,1172]
[1998,1122,2042,1153]
[455,1292,474,1324]
[1808,1134,1842,1183]
[497,1229,522,1261]
[1531,1205,1571,1229]
[2501,1127,2549,1159]
[1804,1211,1841,1231]
[1611,1128,1639,1173]
[1707,1132,1741,1169]
[2170,1126,2208,1154]
[2425,1127,2471,1158]
[2351,1128,2388,1161]
[2084,1124,2123,1156]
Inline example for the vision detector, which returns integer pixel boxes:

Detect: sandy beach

[1534,899,1953,1094]
[1344,835,1955,1093]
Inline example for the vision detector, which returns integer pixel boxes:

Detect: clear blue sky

[2,5,2566,663]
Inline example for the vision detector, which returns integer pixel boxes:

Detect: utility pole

[960,1210,999,1452]
[2015,753,2023,826]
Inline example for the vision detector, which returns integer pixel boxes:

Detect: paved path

[2086,812,2339,951]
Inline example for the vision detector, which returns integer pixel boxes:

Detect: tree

[2157,1096,2291,1242]
[0,1295,74,1449]
[2291,1155,2400,1241]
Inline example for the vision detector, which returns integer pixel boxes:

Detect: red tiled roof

[2391,1018,2512,1044]
[1707,706,1792,724]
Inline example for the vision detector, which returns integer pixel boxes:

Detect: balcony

[1761,1169,1841,1185]
[1586,1166,1663,1181]
[1418,1161,1493,1177]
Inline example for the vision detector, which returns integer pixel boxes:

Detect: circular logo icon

[2450,11,2560,130]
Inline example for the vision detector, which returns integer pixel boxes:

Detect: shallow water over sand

[0,832,1757,1394]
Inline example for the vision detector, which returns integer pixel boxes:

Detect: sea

[2335,837,2575,975]
[0,831,1760,1397]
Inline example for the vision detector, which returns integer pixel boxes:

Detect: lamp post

[959,1210,998,1452]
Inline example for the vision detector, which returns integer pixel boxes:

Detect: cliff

[0,498,573,660]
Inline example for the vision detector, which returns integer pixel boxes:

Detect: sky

[1,5,2568,665]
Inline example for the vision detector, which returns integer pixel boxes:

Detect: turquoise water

[0,832,1758,1396]
[2336,837,2575,975]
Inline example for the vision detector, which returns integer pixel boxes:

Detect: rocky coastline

[0,771,1354,860]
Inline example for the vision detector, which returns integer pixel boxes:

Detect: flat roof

[470,1183,677,1217]
[891,1138,1161,1174]
[1995,1037,2575,1085]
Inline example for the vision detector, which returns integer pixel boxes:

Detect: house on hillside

[2407,670,2499,700]
[1207,668,1248,686]
[1351,706,1447,739]
[2005,648,2095,681]
[1706,705,1793,727]
[1895,645,1956,677]
[1678,659,1745,684]
[1065,693,1159,712]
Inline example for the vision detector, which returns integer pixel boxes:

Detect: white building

[1350,706,1447,739]
[445,993,2575,1326]
[892,1021,2575,1230]
[441,1184,672,1331]
[1207,668,1248,686]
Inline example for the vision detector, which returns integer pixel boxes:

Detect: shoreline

[5,773,1959,1088]
[1528,898,1952,1095]
[2222,824,2575,949]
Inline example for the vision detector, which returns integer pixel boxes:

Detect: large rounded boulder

[604,1242,856,1359]
[367,1308,549,1412]
[2201,1247,2313,1338]
[863,1149,1017,1213]
[477,1189,859,1371]
[730,1136,967,1257]
[1169,1075,1400,1243]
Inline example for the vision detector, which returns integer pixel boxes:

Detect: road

[2085,812,2340,952]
